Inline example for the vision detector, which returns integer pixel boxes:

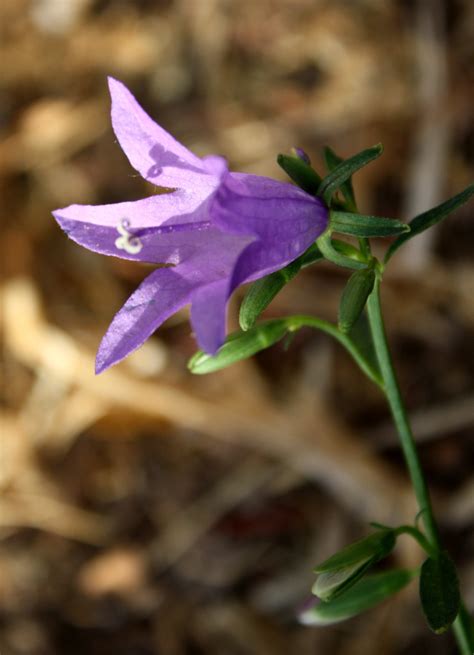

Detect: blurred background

[1,0,473,653]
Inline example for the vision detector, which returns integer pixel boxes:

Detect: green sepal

[312,559,375,601]
[312,530,396,601]
[317,232,369,270]
[188,320,289,374]
[239,261,300,331]
[330,210,410,238]
[277,153,322,195]
[239,243,323,331]
[338,268,376,333]
[323,146,356,212]
[314,530,396,573]
[419,551,460,634]
[385,184,474,263]
[300,569,416,626]
[317,144,383,206]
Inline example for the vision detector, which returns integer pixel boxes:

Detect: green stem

[453,605,474,655]
[286,315,384,389]
[366,278,438,544]
[394,525,437,558]
[367,276,472,654]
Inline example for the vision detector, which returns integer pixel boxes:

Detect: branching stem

[366,275,472,655]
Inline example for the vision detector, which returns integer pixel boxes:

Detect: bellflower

[53,78,328,372]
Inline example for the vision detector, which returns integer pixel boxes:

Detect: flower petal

[212,172,328,243]
[190,279,229,354]
[230,239,305,290]
[96,267,194,373]
[53,190,215,264]
[108,77,215,189]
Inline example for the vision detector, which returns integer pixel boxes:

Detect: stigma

[115,218,143,255]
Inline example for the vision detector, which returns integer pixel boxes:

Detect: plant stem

[366,278,439,545]
[453,605,474,655]
[366,276,472,654]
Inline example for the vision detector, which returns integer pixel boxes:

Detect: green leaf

[300,569,416,626]
[239,264,299,332]
[317,232,369,270]
[188,320,288,374]
[239,244,323,331]
[385,184,474,263]
[347,311,380,377]
[330,210,410,238]
[312,530,396,601]
[323,146,356,212]
[314,530,396,573]
[277,153,322,195]
[420,551,460,634]
[338,268,376,333]
[318,144,384,206]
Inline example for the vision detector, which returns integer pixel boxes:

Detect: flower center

[115,218,143,254]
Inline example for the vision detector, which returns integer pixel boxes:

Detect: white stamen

[115,218,143,254]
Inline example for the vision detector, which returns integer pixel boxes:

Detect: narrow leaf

[188,320,288,374]
[420,552,460,634]
[330,210,410,238]
[338,268,376,333]
[300,569,416,626]
[239,244,323,330]
[277,153,322,195]
[323,146,356,211]
[318,144,384,206]
[385,184,474,262]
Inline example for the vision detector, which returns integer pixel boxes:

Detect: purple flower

[53,78,328,373]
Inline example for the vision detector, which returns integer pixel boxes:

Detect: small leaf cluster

[189,143,473,378]
[302,523,462,633]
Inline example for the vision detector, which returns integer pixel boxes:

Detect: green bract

[317,144,383,206]
[323,146,356,211]
[239,243,323,331]
[330,210,410,238]
[338,268,376,333]
[277,153,322,195]
[188,320,289,374]
[312,530,396,601]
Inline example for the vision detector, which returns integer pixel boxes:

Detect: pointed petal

[52,190,214,264]
[213,172,328,243]
[96,267,194,373]
[230,240,302,289]
[108,77,215,189]
[229,229,323,294]
[190,279,229,354]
